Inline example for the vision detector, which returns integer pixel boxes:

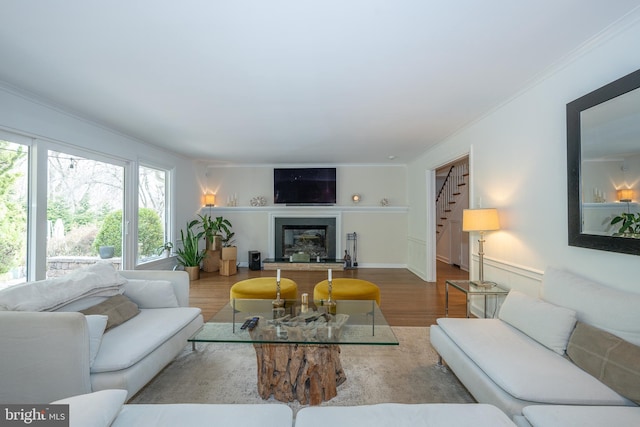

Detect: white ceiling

[1,1,639,165]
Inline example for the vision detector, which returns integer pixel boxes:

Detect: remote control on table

[247,317,259,331]
[240,318,253,330]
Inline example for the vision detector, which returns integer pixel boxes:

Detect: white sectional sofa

[0,262,204,403]
[45,391,522,427]
[52,390,294,427]
[295,403,517,427]
[513,405,640,427]
[430,266,640,418]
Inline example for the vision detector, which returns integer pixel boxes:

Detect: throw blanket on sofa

[0,262,126,312]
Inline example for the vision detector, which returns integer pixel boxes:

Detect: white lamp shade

[462,208,500,232]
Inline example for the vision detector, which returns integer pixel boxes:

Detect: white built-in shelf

[582,202,638,209]
[200,205,409,213]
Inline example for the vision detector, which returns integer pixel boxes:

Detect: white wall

[407,12,640,294]
[197,164,408,266]
[197,164,407,208]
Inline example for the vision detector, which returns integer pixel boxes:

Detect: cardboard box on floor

[220,259,237,276]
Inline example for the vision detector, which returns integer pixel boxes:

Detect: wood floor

[189,261,469,326]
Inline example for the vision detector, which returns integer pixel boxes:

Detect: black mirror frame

[567,68,640,256]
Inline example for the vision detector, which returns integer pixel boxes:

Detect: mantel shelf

[199,205,408,213]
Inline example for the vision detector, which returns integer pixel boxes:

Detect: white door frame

[425,150,471,281]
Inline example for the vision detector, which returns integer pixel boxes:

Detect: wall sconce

[204,193,216,207]
[351,194,361,203]
[462,208,500,288]
[617,189,634,203]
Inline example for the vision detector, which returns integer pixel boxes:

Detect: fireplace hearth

[274,217,337,259]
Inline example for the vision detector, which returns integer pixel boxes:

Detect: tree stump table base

[253,343,346,405]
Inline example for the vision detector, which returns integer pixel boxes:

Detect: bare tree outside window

[47,150,124,277]
[2,147,170,283]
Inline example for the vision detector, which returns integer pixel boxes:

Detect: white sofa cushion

[123,279,179,308]
[0,262,125,312]
[91,307,201,373]
[522,405,640,427]
[295,403,516,427]
[85,315,108,367]
[498,290,577,355]
[112,403,293,427]
[52,389,127,427]
[542,266,640,346]
[436,318,630,405]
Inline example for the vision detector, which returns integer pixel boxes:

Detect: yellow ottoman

[313,278,381,305]
[230,277,298,301]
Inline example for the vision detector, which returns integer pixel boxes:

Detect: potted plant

[99,246,115,259]
[198,215,234,250]
[157,241,173,258]
[175,220,205,280]
[610,212,640,237]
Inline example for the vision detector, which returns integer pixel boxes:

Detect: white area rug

[130,327,474,414]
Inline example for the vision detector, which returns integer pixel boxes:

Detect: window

[137,165,169,263]
[0,139,29,288]
[0,133,173,282]
[47,150,124,277]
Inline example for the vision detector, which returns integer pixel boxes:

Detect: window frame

[136,162,173,266]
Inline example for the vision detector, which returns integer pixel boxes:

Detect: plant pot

[184,266,200,281]
[99,246,115,259]
[221,246,237,261]
[206,236,222,251]
[203,250,220,272]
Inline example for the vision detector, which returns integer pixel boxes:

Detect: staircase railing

[436,161,468,239]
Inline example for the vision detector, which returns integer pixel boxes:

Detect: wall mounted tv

[274,168,337,205]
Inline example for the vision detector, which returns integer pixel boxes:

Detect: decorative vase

[184,266,200,281]
[206,236,222,251]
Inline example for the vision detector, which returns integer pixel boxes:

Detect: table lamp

[462,208,500,288]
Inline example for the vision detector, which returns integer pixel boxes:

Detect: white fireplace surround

[268,212,342,259]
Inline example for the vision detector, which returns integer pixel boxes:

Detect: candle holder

[326,279,337,315]
[272,280,284,310]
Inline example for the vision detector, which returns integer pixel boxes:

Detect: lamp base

[470,280,497,289]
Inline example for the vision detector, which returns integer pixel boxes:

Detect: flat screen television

[274,168,336,205]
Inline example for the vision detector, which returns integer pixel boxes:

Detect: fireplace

[274,217,337,259]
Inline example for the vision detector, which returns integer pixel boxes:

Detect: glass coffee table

[189,299,398,405]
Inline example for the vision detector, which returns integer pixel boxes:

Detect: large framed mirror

[567,68,640,255]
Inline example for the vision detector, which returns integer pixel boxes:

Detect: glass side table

[445,280,509,318]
